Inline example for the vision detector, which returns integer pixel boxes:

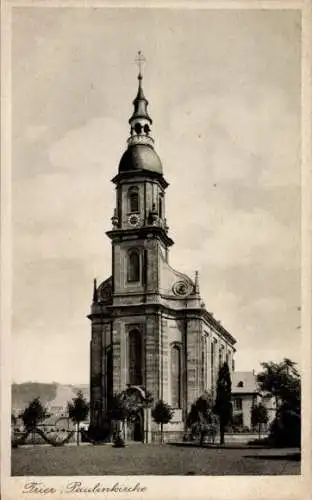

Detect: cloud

[162,86,300,188]
[49,116,124,172]
[24,125,48,143]
[171,206,299,273]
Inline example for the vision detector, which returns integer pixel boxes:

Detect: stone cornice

[88,302,237,346]
[106,226,174,247]
[111,170,169,189]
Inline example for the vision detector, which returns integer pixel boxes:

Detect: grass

[11,443,300,476]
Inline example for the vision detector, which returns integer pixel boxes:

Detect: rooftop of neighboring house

[232,371,260,395]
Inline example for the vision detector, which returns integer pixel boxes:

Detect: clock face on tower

[128,214,141,227]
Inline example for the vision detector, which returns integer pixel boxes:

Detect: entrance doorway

[127,408,144,442]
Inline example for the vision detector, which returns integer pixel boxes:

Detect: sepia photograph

[1,2,311,498]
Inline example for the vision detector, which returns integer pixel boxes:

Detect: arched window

[128,187,139,213]
[201,346,205,391]
[204,336,209,389]
[128,330,143,386]
[211,341,215,388]
[158,196,163,218]
[218,348,222,369]
[127,250,140,282]
[171,344,181,408]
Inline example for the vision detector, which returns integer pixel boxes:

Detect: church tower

[89,54,237,442]
[108,61,173,300]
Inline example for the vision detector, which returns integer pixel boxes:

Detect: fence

[150,430,185,443]
[12,429,76,446]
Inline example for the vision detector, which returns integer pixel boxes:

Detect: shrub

[247,437,270,446]
[269,407,300,448]
[241,426,250,433]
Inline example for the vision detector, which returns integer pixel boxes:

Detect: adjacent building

[232,371,276,430]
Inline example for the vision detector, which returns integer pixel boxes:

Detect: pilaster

[145,314,159,401]
[112,319,122,394]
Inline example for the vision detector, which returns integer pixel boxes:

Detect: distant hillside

[12,382,89,411]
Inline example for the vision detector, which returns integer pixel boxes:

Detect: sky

[11,7,301,384]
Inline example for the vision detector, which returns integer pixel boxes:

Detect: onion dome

[119,144,162,174]
[118,55,163,175]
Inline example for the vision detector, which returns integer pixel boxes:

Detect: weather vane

[135,50,146,77]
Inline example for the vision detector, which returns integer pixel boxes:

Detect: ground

[11,443,300,476]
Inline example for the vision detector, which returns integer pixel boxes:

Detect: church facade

[89,65,237,441]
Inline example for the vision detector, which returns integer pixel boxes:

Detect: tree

[214,362,232,445]
[19,397,48,431]
[256,358,300,409]
[251,402,268,439]
[67,391,89,446]
[151,400,174,443]
[256,358,301,447]
[186,392,217,445]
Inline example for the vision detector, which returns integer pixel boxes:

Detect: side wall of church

[160,316,183,407]
[201,320,236,398]
[186,317,204,409]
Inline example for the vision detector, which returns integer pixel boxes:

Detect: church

[89,57,237,442]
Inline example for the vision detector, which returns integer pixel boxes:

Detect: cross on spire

[135,51,146,78]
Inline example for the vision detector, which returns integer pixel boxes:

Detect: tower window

[171,343,181,408]
[134,123,142,135]
[127,250,140,282]
[128,330,143,386]
[128,187,139,213]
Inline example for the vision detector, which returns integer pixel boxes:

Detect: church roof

[118,144,163,174]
